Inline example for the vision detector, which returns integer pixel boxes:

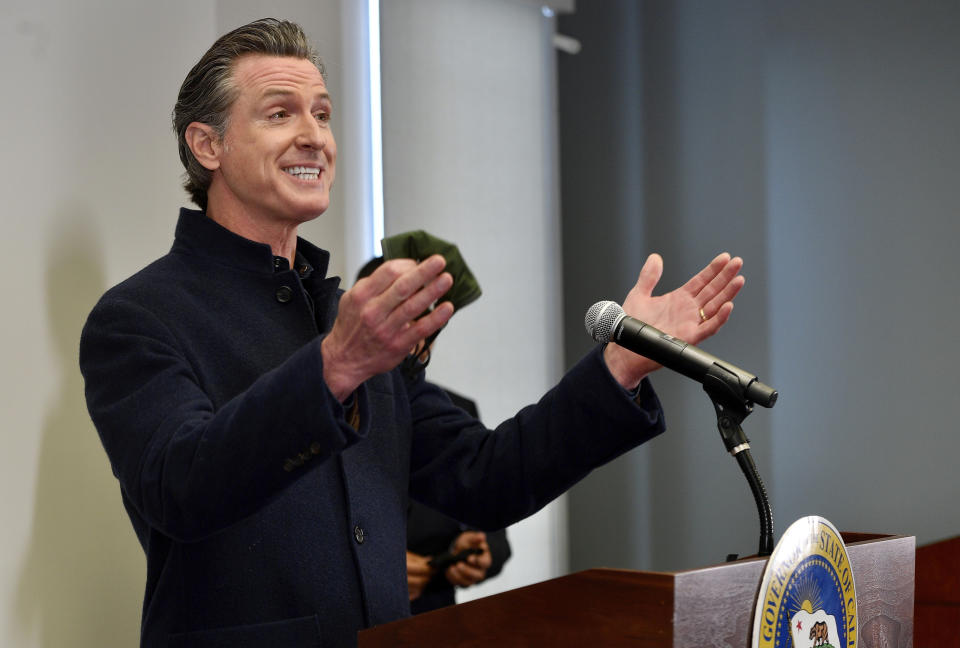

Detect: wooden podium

[915,535,960,647]
[359,533,914,647]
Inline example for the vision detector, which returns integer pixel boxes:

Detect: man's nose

[295,117,327,151]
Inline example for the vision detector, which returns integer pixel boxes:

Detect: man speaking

[79,18,745,648]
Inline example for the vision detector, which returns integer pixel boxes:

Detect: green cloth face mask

[381,230,482,311]
[381,230,482,376]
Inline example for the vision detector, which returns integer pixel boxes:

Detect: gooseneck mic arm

[703,370,774,556]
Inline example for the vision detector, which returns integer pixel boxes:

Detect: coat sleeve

[406,344,665,530]
[80,295,366,543]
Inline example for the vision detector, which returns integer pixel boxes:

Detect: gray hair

[172,18,325,210]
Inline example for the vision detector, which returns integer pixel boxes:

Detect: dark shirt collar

[273,252,314,279]
[171,207,332,279]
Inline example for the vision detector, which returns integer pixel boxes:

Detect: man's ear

[184,122,223,171]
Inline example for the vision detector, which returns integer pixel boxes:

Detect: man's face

[209,54,337,225]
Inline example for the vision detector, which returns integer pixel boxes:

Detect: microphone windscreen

[584,301,624,343]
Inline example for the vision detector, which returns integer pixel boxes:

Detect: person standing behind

[404,395,512,614]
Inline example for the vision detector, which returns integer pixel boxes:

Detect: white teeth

[283,166,320,180]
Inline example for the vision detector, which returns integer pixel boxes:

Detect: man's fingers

[696,301,734,340]
[354,255,446,318]
[403,301,454,346]
[633,253,664,297]
[701,275,745,320]
[362,256,450,338]
[384,271,453,331]
[683,252,733,296]
[352,258,417,300]
[385,255,447,306]
[693,256,743,306]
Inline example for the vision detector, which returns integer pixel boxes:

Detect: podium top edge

[576,534,915,578]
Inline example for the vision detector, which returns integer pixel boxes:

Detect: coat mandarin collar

[171,208,332,279]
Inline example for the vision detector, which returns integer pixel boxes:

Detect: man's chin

[285,197,330,223]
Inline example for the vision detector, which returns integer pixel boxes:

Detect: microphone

[585,301,778,408]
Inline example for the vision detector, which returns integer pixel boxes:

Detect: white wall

[2,5,206,646]
[0,2,348,646]
[379,0,568,601]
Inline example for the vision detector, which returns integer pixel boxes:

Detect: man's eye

[315,111,331,123]
[270,110,288,119]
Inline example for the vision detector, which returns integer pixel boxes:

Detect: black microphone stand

[702,366,774,557]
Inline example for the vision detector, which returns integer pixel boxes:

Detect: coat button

[275,285,293,303]
[354,525,365,544]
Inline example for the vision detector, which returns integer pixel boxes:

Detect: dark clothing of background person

[79,209,667,647]
[406,389,511,614]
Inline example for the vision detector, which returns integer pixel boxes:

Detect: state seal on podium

[752,516,858,648]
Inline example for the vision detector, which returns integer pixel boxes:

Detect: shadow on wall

[16,205,143,647]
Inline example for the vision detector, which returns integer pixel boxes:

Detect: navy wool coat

[79,209,666,647]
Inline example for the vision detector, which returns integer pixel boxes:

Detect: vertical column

[380,0,566,598]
